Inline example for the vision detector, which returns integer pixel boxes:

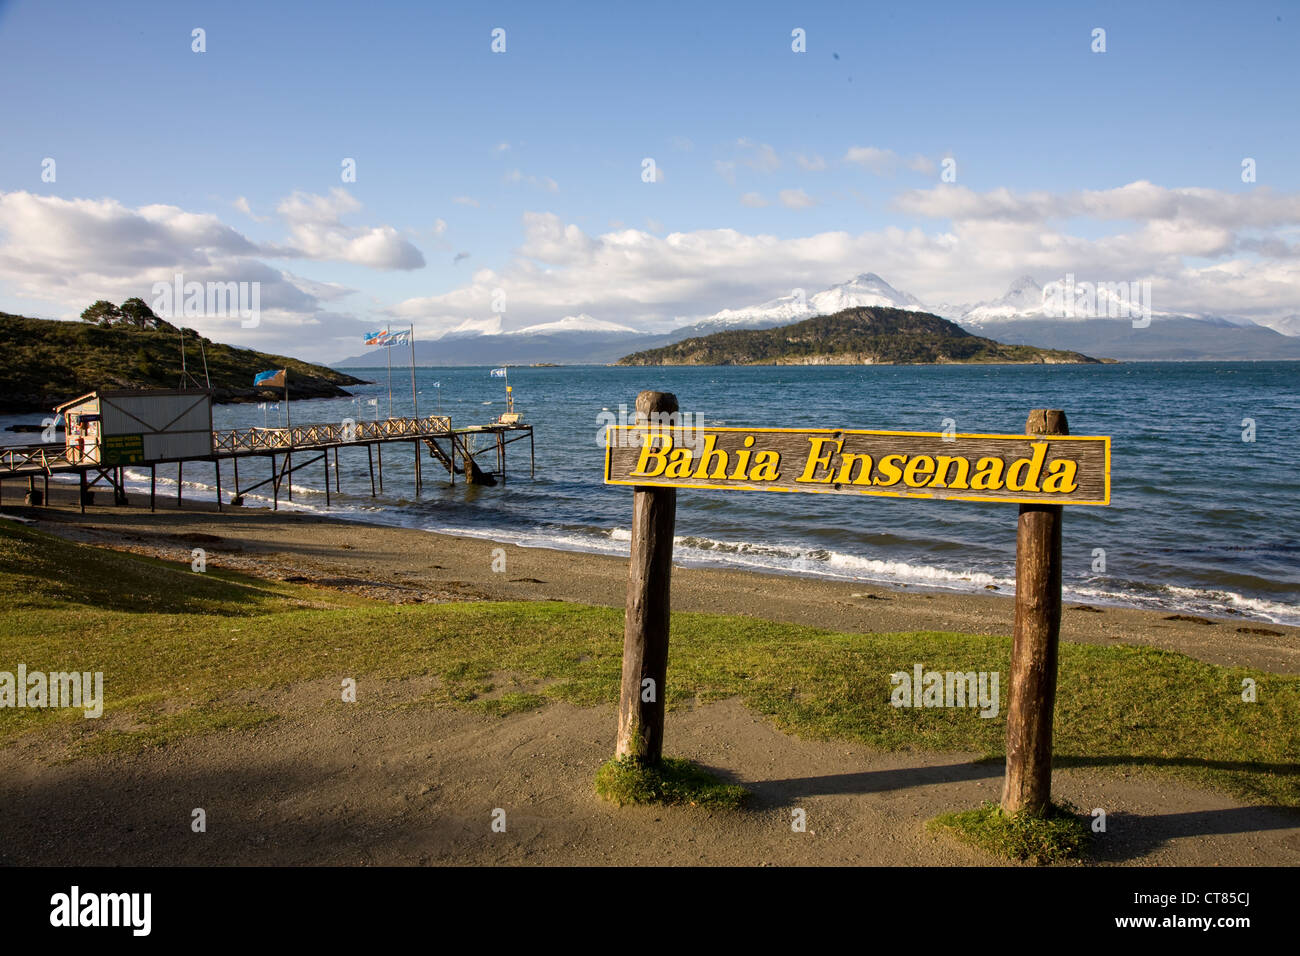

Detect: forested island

[616,307,1107,366]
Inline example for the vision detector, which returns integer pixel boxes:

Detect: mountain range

[333,273,1300,366]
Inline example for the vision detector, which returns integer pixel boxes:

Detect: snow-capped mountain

[690,272,930,333]
[437,315,504,338]
[959,275,1045,323]
[506,314,638,335]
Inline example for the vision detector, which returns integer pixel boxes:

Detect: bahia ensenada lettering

[628,433,1079,494]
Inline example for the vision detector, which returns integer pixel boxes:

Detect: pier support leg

[367,444,376,497]
[150,465,156,513]
[215,460,222,512]
[177,461,183,509]
[287,452,293,501]
[377,444,383,492]
[334,447,341,493]
[324,452,330,507]
[530,428,535,478]
[272,453,278,511]
[413,439,421,495]
[79,470,87,514]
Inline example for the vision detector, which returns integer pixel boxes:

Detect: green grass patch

[595,756,749,809]
[928,801,1091,864]
[2,520,1298,810]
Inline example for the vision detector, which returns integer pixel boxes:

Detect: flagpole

[285,370,291,433]
[386,324,393,420]
[409,323,419,420]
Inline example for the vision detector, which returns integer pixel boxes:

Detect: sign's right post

[1001,409,1068,816]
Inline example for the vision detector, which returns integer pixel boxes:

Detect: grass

[595,756,749,809]
[1,519,1298,810]
[928,801,1091,864]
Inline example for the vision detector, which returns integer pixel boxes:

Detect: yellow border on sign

[603,425,1111,506]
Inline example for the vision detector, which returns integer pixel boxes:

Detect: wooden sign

[605,425,1109,506]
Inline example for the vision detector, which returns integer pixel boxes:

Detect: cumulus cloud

[270,188,425,269]
[388,188,1300,332]
[0,190,421,361]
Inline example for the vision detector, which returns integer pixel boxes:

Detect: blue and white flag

[489,367,507,378]
[383,329,411,347]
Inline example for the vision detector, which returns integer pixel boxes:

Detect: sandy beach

[3,489,1299,867]
[13,484,1300,674]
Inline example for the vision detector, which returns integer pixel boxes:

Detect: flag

[382,329,411,347]
[490,367,508,378]
[254,369,286,388]
[363,330,390,346]
[431,382,440,388]
[366,398,378,407]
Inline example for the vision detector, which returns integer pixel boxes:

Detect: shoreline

[8,485,1299,675]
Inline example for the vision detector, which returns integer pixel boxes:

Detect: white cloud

[844,146,936,176]
[433,218,447,236]
[0,190,420,361]
[779,188,816,209]
[796,154,827,171]
[270,188,425,269]
[740,192,769,208]
[387,192,1300,332]
[233,196,269,222]
[452,195,480,207]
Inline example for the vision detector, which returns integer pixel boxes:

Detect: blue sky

[1,0,1297,360]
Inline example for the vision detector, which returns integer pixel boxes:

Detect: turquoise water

[6,361,1297,624]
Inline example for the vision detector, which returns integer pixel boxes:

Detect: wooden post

[271,453,278,511]
[334,447,341,493]
[615,390,678,765]
[323,452,331,507]
[377,443,384,492]
[177,461,183,508]
[286,452,293,501]
[79,470,86,513]
[215,461,222,512]
[150,465,156,513]
[413,439,421,495]
[232,455,240,504]
[367,444,376,497]
[1001,409,1068,817]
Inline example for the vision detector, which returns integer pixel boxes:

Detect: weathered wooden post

[615,390,678,764]
[1001,409,1068,816]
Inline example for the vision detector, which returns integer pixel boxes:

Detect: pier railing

[212,415,453,454]
[0,443,74,475]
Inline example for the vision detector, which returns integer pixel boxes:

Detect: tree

[119,297,158,328]
[81,300,122,325]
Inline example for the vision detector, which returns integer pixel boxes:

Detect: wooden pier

[0,414,534,513]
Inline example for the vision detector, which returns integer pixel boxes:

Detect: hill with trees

[0,305,366,414]
[616,307,1106,366]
